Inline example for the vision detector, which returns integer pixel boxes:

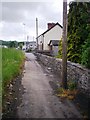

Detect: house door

[42,43,43,50]
[50,45,52,51]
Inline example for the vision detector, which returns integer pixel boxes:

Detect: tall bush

[58,1,90,68]
[67,2,90,63]
[81,34,90,68]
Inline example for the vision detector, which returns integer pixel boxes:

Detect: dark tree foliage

[81,32,90,68]
[67,2,90,64]
[58,38,62,58]
[58,1,90,68]
[9,41,18,48]
[0,40,18,48]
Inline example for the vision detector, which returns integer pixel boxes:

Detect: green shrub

[57,38,62,58]
[81,34,90,69]
[67,2,90,64]
[68,80,77,91]
[81,47,90,69]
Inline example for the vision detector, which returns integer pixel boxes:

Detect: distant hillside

[0,40,24,48]
[0,40,12,46]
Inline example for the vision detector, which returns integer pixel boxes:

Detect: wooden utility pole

[62,0,68,89]
[22,23,26,46]
[36,18,38,49]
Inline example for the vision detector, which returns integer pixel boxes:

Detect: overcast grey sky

[0,0,73,42]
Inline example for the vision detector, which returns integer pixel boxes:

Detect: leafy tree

[67,2,90,64]
[9,41,18,48]
[18,42,24,50]
[81,33,90,68]
[58,1,90,69]
[58,38,62,58]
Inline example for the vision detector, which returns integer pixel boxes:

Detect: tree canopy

[67,2,90,64]
[58,1,90,68]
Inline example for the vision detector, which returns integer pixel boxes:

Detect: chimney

[47,23,55,29]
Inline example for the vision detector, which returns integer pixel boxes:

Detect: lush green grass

[0,48,2,110]
[2,48,25,91]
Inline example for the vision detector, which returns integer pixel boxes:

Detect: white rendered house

[37,23,63,53]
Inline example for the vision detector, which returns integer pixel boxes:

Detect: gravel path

[17,53,82,118]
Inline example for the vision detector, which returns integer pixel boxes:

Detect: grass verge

[0,47,2,118]
[2,48,25,95]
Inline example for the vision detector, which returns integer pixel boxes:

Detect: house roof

[48,40,60,46]
[37,22,63,39]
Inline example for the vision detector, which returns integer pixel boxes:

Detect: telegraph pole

[23,23,26,46]
[36,18,38,49]
[62,0,68,89]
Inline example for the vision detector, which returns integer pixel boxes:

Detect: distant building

[22,41,36,51]
[36,22,62,56]
[28,41,37,50]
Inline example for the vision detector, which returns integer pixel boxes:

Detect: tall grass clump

[2,48,25,91]
[0,47,2,111]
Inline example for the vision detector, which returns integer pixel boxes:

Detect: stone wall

[35,53,90,96]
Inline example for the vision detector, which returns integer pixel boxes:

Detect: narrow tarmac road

[17,53,82,118]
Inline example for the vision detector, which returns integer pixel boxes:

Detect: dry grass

[56,88,78,100]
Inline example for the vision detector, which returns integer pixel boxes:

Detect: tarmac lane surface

[17,53,82,118]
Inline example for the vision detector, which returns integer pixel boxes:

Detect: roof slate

[48,40,60,46]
